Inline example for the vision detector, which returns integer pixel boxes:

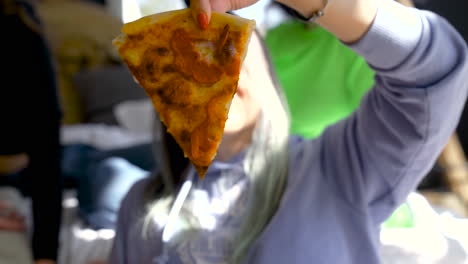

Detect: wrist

[316,0,378,43]
[275,0,327,18]
[275,0,378,43]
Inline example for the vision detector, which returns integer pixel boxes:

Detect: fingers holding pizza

[189,0,260,29]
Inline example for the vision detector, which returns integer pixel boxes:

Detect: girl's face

[223,34,263,135]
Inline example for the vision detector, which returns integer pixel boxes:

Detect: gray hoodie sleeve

[319,6,468,223]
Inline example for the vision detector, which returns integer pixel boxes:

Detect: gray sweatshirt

[109,5,468,264]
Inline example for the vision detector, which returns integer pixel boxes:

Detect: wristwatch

[282,0,330,23]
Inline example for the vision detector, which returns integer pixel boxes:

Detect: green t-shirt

[265,21,375,139]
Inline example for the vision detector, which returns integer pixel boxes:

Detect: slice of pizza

[113,9,255,178]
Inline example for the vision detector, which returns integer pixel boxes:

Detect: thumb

[191,0,211,30]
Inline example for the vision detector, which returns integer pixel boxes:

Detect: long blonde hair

[144,31,290,263]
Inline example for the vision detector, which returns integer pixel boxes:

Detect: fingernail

[197,12,209,30]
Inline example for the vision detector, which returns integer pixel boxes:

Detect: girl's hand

[190,0,260,29]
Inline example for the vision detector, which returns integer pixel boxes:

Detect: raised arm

[190,0,379,42]
[318,2,468,223]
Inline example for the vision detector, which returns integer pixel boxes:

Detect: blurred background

[1,0,468,263]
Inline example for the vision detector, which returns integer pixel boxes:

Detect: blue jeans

[62,144,155,229]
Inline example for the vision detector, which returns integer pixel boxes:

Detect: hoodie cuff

[347,5,423,70]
